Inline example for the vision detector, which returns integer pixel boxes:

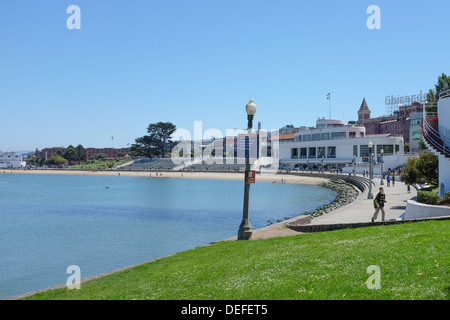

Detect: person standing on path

[372,187,387,222]
[392,174,395,186]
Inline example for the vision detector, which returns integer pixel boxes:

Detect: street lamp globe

[246,99,257,116]
[368,140,373,149]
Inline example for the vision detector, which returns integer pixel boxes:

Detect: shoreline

[2,168,329,185]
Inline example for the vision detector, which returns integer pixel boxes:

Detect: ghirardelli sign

[385,90,428,105]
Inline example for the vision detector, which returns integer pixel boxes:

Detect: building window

[353,145,358,157]
[360,145,370,162]
[349,132,356,138]
[376,144,394,156]
[291,148,298,158]
[303,134,311,141]
[327,146,336,158]
[411,130,421,140]
[330,132,346,140]
[312,134,320,141]
[321,133,330,140]
[308,147,316,158]
[318,147,326,158]
[300,148,307,158]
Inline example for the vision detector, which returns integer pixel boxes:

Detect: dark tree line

[131,122,176,158]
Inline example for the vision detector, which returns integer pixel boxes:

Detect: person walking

[392,174,395,186]
[372,187,387,222]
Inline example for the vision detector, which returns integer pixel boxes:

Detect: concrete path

[309,175,415,225]
[245,174,417,240]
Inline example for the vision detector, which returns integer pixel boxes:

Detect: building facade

[358,98,426,146]
[279,118,406,173]
[0,152,26,168]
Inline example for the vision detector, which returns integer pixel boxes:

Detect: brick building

[357,98,426,145]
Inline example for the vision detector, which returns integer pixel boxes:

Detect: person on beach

[386,174,391,186]
[392,174,395,186]
[372,187,386,222]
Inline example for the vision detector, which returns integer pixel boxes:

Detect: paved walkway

[309,176,415,225]
[245,175,417,240]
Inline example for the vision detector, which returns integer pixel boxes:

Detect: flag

[326,93,330,100]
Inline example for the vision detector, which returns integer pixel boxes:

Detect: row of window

[291,146,336,159]
[294,131,363,142]
[290,144,400,159]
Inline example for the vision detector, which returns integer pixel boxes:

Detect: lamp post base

[238,229,252,240]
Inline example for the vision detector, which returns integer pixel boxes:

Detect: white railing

[422,109,450,157]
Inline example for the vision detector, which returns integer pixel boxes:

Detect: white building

[0,152,26,169]
[279,118,407,173]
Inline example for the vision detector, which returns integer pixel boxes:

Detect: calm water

[0,173,336,299]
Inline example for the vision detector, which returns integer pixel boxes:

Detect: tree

[400,150,438,185]
[63,145,79,165]
[399,157,419,186]
[415,150,439,185]
[76,144,86,162]
[426,73,450,103]
[131,122,176,158]
[44,155,67,167]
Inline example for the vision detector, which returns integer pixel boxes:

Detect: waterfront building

[0,152,26,168]
[278,118,406,173]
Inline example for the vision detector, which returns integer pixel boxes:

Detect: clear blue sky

[0,0,448,152]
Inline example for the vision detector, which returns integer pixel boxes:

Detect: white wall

[405,198,450,219]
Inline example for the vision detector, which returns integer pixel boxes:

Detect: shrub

[417,190,438,205]
[437,192,450,206]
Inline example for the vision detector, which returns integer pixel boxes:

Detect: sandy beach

[3,168,328,185]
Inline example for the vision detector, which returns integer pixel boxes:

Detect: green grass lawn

[71,159,130,170]
[24,220,449,300]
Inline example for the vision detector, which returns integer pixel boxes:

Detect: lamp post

[367,141,373,199]
[321,156,324,175]
[238,99,256,240]
[380,148,384,185]
[353,154,356,175]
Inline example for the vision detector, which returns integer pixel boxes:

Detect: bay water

[0,173,336,299]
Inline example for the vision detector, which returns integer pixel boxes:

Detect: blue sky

[0,0,448,152]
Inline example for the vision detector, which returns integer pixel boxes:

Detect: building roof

[359,97,369,111]
[268,134,294,141]
[365,134,392,138]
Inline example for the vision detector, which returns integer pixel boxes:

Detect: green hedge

[417,190,438,205]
